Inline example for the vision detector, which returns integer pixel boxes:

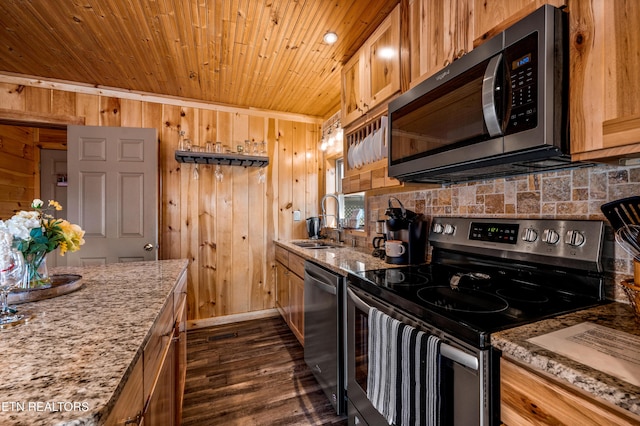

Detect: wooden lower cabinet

[103,356,144,426]
[104,271,187,426]
[173,286,187,425]
[288,272,304,345]
[145,342,175,426]
[275,245,304,345]
[501,357,640,425]
[275,261,290,319]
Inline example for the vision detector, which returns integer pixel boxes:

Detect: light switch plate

[293,210,301,221]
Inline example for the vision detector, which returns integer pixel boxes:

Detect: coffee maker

[384,197,427,265]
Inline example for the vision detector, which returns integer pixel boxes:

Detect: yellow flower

[57,220,85,256]
[48,200,63,211]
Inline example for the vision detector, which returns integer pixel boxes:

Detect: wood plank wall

[0,125,36,217]
[0,81,321,321]
[0,125,66,217]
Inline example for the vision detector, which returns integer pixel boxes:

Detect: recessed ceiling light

[323,32,338,44]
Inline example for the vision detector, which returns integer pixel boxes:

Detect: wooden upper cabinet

[569,0,640,161]
[409,0,474,86]
[341,5,400,127]
[366,5,401,108]
[342,52,364,127]
[409,0,567,85]
[473,0,566,45]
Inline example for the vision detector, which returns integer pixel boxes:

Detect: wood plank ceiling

[0,0,399,118]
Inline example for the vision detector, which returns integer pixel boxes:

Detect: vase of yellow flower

[0,199,85,289]
[23,250,50,288]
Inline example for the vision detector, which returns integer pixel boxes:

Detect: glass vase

[23,251,51,289]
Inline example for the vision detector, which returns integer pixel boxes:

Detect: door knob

[144,243,154,251]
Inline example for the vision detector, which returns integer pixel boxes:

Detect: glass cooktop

[349,260,608,348]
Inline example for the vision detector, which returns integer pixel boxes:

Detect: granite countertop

[0,259,189,426]
[493,302,640,417]
[274,239,402,275]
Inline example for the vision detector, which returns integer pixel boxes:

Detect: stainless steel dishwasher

[304,260,346,416]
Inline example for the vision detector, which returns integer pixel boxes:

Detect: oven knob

[542,229,560,245]
[432,223,444,234]
[522,228,538,243]
[565,230,586,247]
[443,224,455,235]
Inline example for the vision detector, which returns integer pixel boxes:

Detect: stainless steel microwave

[388,5,585,184]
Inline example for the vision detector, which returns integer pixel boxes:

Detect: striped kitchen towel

[367,307,441,426]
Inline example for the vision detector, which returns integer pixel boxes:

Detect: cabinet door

[570,0,640,160]
[104,356,143,426]
[145,344,175,426]
[341,51,365,127]
[410,0,474,84]
[174,296,187,425]
[474,0,565,43]
[501,358,640,425]
[275,261,289,321]
[143,300,174,403]
[288,272,304,346]
[366,5,401,108]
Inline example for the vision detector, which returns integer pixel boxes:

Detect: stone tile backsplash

[367,163,640,303]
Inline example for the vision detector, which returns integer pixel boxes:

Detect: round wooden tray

[7,274,83,305]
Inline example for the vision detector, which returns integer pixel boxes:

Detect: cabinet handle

[124,412,142,425]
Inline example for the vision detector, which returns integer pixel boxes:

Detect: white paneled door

[40,149,69,268]
[66,126,158,266]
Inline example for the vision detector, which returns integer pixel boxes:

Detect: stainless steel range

[346,217,607,425]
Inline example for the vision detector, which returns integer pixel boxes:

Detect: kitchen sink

[292,241,343,249]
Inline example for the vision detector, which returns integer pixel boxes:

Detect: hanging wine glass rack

[175,150,269,168]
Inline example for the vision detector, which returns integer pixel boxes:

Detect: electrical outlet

[293,210,301,221]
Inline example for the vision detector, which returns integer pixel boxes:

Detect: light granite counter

[0,259,189,426]
[493,302,640,417]
[274,239,403,275]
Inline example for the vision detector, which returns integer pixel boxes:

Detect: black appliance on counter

[384,197,427,265]
[347,217,607,425]
[387,5,592,184]
[306,217,321,239]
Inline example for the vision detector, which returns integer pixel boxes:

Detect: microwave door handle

[482,53,503,137]
[348,287,479,371]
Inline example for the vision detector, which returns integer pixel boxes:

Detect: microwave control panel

[504,32,538,134]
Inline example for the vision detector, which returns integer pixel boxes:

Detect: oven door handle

[347,287,479,371]
[441,345,479,371]
[347,287,370,312]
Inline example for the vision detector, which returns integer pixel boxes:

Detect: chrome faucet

[321,193,344,242]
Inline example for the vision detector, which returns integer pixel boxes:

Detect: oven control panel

[430,217,604,272]
[469,222,519,244]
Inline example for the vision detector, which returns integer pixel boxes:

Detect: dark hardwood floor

[181,316,348,426]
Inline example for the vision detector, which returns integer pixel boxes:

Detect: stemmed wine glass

[0,231,25,325]
[215,165,224,182]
